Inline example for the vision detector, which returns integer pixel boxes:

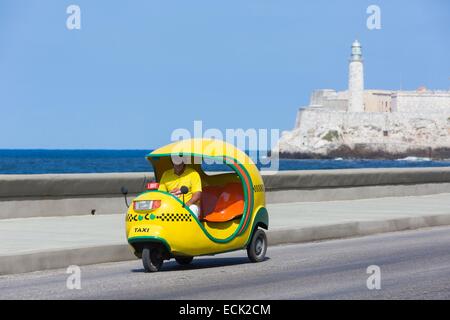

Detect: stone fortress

[278,40,450,159]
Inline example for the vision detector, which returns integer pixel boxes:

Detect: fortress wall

[294,108,305,128]
[310,89,337,105]
[305,91,450,114]
[392,93,450,113]
[364,92,392,112]
[321,99,348,111]
[286,109,450,153]
[308,90,348,111]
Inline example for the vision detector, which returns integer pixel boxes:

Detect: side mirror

[121,186,129,208]
[180,185,188,208]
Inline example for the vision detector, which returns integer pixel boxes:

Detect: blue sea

[1,150,450,174]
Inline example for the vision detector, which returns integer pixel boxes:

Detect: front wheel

[142,246,164,272]
[247,229,267,262]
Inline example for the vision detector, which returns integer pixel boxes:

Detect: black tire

[247,229,267,262]
[175,257,194,265]
[142,246,164,272]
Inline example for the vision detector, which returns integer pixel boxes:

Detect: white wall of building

[392,92,450,113]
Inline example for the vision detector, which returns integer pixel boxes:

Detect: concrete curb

[268,213,450,245]
[2,213,450,276]
[0,245,135,276]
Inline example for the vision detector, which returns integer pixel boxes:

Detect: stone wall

[364,90,393,112]
[309,89,348,111]
[279,108,450,157]
[392,92,450,113]
[2,168,450,219]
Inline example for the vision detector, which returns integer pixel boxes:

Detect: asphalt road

[1,226,450,300]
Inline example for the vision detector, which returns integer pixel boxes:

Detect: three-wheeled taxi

[125,138,269,272]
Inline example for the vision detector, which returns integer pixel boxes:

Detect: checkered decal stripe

[126,213,192,222]
[253,184,264,192]
[157,213,192,222]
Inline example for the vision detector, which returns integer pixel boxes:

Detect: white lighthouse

[348,40,365,112]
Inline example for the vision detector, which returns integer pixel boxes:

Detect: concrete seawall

[264,167,450,203]
[1,168,450,219]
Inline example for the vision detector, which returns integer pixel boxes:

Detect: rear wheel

[175,257,194,265]
[142,246,164,272]
[247,229,267,262]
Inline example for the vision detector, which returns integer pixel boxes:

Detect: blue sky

[0,0,448,149]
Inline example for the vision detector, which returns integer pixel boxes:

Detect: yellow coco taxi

[125,139,269,272]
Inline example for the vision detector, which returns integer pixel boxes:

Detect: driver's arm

[186,171,202,207]
[186,191,202,207]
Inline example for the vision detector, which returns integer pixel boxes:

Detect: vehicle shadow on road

[131,256,271,273]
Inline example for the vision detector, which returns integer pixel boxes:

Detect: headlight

[133,200,161,211]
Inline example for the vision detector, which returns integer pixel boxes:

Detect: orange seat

[202,183,244,222]
[200,185,222,217]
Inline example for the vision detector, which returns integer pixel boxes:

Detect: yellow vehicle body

[125,139,269,267]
